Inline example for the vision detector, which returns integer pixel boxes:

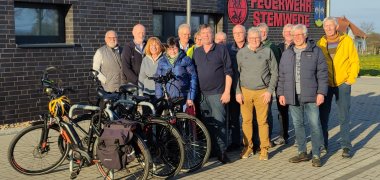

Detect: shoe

[320,146,328,157]
[312,157,322,167]
[240,147,254,159]
[293,139,298,147]
[342,148,351,158]
[226,143,241,152]
[269,141,275,148]
[218,152,231,164]
[289,152,310,163]
[259,148,268,160]
[274,137,286,145]
[255,147,261,154]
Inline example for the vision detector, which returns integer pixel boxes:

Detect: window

[14,2,69,44]
[153,11,220,41]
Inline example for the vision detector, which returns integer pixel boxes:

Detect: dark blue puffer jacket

[277,39,328,105]
[155,51,198,100]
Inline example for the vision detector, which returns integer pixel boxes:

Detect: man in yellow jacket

[317,17,360,158]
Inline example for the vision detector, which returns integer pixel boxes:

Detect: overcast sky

[330,0,380,33]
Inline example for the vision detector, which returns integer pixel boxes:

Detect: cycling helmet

[48,96,71,117]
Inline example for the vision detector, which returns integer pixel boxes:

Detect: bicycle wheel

[95,134,151,180]
[175,112,211,172]
[8,123,69,175]
[143,118,185,178]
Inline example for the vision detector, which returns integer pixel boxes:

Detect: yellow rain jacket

[317,33,360,87]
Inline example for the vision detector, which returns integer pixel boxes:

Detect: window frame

[14,2,68,44]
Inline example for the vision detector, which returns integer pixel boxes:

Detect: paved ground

[1,77,379,180]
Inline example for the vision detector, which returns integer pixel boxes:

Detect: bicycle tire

[8,123,69,175]
[175,112,211,172]
[143,118,185,178]
[95,134,151,180]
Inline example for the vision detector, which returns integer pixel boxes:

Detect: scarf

[166,53,179,65]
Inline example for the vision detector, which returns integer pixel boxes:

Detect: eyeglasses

[233,32,245,35]
[106,36,118,39]
[292,34,305,37]
[248,37,260,40]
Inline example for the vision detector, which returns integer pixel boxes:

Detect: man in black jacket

[121,24,146,85]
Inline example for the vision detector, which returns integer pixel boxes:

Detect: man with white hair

[121,24,146,85]
[236,27,278,161]
[177,23,194,57]
[278,24,327,167]
[317,17,360,158]
[215,32,227,45]
[93,30,125,92]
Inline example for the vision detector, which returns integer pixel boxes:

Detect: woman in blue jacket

[155,37,198,108]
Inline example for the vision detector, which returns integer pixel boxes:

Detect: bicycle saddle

[119,83,138,94]
[97,88,119,103]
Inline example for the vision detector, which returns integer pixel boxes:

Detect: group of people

[93,16,360,168]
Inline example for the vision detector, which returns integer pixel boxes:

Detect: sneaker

[312,157,322,167]
[342,148,351,158]
[274,137,286,145]
[320,146,328,157]
[259,148,269,160]
[293,139,298,147]
[218,152,231,164]
[289,152,310,163]
[240,147,254,159]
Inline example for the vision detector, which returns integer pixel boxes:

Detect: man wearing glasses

[277,24,327,167]
[235,27,278,161]
[93,30,125,92]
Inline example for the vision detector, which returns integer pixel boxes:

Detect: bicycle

[70,70,185,179]
[8,67,151,180]
[149,70,211,172]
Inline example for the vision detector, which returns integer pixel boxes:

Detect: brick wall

[0,0,223,124]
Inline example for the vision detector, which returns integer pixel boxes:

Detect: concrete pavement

[1,77,379,179]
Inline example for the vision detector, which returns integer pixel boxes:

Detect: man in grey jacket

[93,30,126,92]
[236,27,278,161]
[277,24,328,167]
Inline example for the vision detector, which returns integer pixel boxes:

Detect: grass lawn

[359,55,380,77]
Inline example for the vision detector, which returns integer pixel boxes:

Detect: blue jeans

[320,83,352,150]
[200,93,227,154]
[290,95,323,157]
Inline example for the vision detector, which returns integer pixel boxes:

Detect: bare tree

[360,22,375,34]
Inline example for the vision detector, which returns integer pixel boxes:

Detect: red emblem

[228,0,248,25]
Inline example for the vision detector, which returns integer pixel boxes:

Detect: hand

[261,91,272,104]
[279,96,286,106]
[220,92,230,104]
[186,99,194,107]
[345,82,352,85]
[236,94,244,105]
[316,94,324,106]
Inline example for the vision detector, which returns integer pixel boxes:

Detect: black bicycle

[149,70,211,172]
[8,67,151,180]
[70,70,185,179]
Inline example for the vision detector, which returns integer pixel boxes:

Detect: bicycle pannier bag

[96,119,137,170]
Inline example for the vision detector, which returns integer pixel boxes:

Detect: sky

[330,0,380,33]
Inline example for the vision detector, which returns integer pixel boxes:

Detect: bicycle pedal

[70,171,78,179]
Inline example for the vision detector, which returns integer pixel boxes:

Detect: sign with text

[251,0,313,27]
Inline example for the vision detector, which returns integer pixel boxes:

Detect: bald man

[121,24,146,85]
